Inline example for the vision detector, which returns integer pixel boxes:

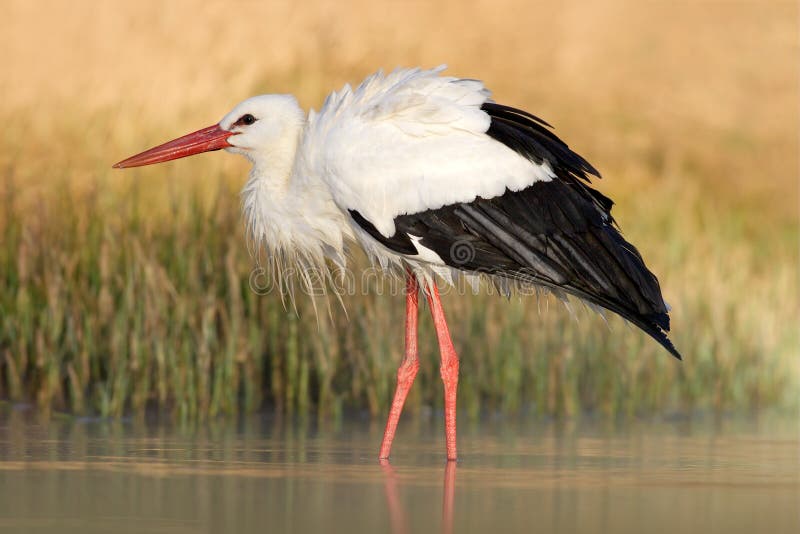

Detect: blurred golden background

[0,0,797,419]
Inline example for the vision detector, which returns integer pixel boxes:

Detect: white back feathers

[301,66,555,237]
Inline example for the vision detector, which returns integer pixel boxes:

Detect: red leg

[426,283,459,461]
[379,272,420,460]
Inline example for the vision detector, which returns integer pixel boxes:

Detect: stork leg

[426,284,459,461]
[379,272,420,460]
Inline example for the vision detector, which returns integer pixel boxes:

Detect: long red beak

[113,124,235,168]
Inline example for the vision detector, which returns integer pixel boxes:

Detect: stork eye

[238,114,256,126]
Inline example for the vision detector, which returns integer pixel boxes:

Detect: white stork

[114,66,680,461]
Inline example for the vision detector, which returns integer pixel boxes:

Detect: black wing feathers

[483,103,615,220]
[348,103,680,359]
[349,209,417,255]
[482,102,599,178]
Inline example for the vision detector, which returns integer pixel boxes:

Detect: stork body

[115,66,680,461]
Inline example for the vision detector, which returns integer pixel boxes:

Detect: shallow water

[0,408,797,534]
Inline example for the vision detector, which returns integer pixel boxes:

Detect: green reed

[0,167,797,421]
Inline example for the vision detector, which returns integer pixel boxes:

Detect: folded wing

[308,67,680,358]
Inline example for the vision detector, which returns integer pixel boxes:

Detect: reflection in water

[442,461,456,534]
[381,459,457,534]
[381,460,409,534]
[0,407,798,533]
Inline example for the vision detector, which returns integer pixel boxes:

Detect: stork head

[113,95,304,169]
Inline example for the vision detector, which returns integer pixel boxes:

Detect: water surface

[0,408,797,533]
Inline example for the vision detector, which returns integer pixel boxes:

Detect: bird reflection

[381,460,457,534]
[442,461,456,534]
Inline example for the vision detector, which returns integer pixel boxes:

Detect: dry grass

[0,0,797,419]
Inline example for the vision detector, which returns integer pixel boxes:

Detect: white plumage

[306,66,554,233]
